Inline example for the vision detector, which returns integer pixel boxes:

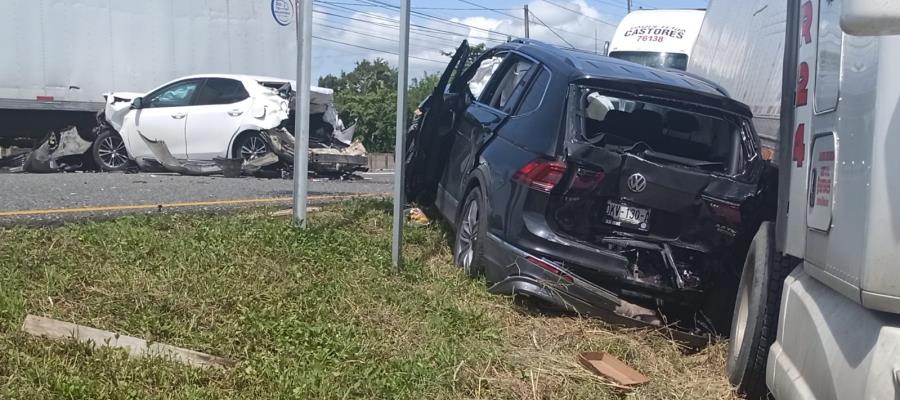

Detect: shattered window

[146,80,201,108]
[195,79,250,106]
[483,58,535,112]
[467,55,506,100]
[580,89,744,174]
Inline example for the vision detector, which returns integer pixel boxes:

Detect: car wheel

[234,132,270,161]
[726,221,796,400]
[92,130,130,172]
[454,187,487,277]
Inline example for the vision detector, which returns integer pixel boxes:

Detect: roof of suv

[496,39,751,116]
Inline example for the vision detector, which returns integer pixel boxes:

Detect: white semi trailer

[0,0,299,147]
[607,9,706,71]
[698,0,900,398]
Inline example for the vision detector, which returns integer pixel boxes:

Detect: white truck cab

[607,9,706,71]
[726,0,900,399]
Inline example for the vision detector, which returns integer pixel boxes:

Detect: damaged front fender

[137,133,278,177]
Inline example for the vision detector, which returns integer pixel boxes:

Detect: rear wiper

[641,150,724,170]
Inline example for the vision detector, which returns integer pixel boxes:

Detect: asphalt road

[0,171,394,224]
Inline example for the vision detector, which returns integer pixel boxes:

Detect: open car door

[405,40,470,205]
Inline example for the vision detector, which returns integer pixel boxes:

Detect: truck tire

[726,221,796,399]
[92,130,130,172]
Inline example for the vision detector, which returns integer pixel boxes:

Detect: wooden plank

[270,207,320,218]
[578,351,649,386]
[21,315,235,369]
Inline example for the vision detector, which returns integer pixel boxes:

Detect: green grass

[0,201,737,399]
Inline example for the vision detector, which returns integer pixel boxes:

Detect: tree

[316,43,495,153]
[318,59,397,153]
[318,60,440,153]
[407,73,440,119]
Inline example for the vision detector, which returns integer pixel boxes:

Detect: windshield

[608,51,688,71]
[579,90,743,174]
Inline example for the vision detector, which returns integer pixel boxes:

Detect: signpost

[293,0,312,227]
[291,0,408,267]
[392,0,411,270]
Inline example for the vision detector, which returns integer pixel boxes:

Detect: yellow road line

[0,193,388,218]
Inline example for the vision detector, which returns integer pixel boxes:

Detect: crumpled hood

[103,92,142,132]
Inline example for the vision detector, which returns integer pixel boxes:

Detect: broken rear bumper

[487,235,619,315]
[486,233,711,347]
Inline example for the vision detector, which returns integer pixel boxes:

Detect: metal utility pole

[627,0,632,13]
[524,5,530,38]
[594,27,598,54]
[293,0,312,227]
[392,0,411,270]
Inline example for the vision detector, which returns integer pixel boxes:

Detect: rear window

[195,78,249,105]
[578,89,744,174]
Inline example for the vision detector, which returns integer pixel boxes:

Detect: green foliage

[0,202,738,399]
[319,60,442,153]
[407,73,441,117]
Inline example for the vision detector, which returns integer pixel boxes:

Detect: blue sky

[310,0,708,79]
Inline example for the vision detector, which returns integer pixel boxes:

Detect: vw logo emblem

[627,173,647,193]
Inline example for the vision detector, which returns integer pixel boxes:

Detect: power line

[313,10,459,47]
[527,11,576,49]
[314,21,457,50]
[355,0,518,39]
[540,0,618,27]
[315,1,509,44]
[313,36,448,64]
[455,0,524,21]
[586,0,630,12]
[450,0,607,47]
[313,5,488,46]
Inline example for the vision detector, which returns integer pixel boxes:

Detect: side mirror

[131,97,144,110]
[842,0,900,36]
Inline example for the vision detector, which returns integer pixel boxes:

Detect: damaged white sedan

[94,74,367,176]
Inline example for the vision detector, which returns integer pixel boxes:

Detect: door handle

[171,112,186,119]
[228,110,244,117]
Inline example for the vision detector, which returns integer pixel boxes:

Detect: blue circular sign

[272,0,294,26]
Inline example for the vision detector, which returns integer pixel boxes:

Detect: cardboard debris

[577,352,649,386]
[406,207,430,226]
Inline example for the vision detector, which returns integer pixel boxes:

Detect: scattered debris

[261,127,369,177]
[577,351,649,386]
[406,207,430,226]
[0,126,94,173]
[21,315,236,369]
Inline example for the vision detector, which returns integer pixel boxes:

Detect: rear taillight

[707,199,742,225]
[526,256,574,283]
[513,159,567,193]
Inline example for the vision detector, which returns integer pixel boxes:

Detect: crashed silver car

[94,74,367,176]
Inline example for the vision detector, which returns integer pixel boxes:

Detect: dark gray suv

[405,40,776,342]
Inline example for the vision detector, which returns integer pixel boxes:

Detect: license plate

[604,201,651,231]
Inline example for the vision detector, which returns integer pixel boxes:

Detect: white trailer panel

[0,0,298,111]
[687,0,786,158]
